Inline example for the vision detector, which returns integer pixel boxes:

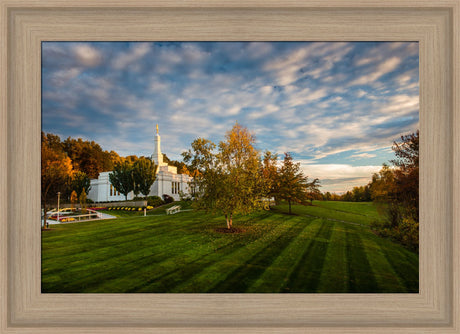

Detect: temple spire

[152,124,163,166]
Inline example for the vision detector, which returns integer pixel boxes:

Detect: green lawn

[42,201,418,293]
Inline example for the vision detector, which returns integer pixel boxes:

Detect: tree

[391,130,419,221]
[182,137,219,210]
[277,153,313,215]
[70,190,78,210]
[217,123,264,229]
[306,178,321,203]
[71,171,91,197]
[368,130,419,250]
[132,157,157,198]
[41,143,73,228]
[183,123,264,229]
[260,151,279,200]
[79,188,87,213]
[62,136,116,178]
[109,161,134,200]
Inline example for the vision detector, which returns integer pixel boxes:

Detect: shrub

[162,194,174,204]
[179,190,191,201]
[371,215,418,252]
[147,196,164,207]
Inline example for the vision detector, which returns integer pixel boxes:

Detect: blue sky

[42,41,419,193]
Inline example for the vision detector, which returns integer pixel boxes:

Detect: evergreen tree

[277,153,318,214]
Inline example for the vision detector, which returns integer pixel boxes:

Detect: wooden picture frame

[1,1,459,332]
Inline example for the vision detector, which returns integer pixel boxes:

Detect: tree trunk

[288,200,291,215]
[226,213,233,229]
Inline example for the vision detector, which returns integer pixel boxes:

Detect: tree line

[322,185,372,202]
[183,122,321,229]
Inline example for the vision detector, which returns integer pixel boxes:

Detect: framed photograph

[2,0,459,332]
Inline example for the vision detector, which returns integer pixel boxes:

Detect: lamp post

[57,192,61,223]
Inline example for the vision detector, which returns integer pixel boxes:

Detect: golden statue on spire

[156,124,159,134]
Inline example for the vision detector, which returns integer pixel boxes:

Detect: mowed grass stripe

[42,212,207,256]
[313,201,384,221]
[371,235,419,292]
[42,214,213,271]
[359,232,406,292]
[42,202,419,293]
[126,213,279,293]
[208,218,308,292]
[168,215,302,293]
[90,232,243,293]
[42,214,256,292]
[345,226,379,292]
[247,218,322,292]
[42,209,203,246]
[316,222,349,292]
[282,219,334,292]
[42,232,212,292]
[273,204,373,226]
[42,220,218,282]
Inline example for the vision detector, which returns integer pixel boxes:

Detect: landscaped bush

[147,196,164,207]
[162,194,174,204]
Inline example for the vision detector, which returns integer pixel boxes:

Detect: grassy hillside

[42,201,418,293]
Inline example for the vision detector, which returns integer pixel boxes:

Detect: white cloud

[300,163,382,193]
[350,153,377,159]
[247,105,280,120]
[50,68,81,86]
[112,43,150,70]
[349,56,402,86]
[73,44,102,67]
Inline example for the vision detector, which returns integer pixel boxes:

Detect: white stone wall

[88,169,192,203]
[88,172,134,202]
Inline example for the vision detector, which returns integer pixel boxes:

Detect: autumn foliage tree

[183,123,264,229]
[217,123,264,229]
[369,130,419,250]
[41,138,73,228]
[70,190,78,210]
[391,130,419,222]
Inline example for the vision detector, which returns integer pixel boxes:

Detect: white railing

[53,209,102,223]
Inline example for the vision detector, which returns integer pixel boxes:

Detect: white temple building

[87,125,193,202]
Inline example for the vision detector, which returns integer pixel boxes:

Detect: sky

[42,41,419,193]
